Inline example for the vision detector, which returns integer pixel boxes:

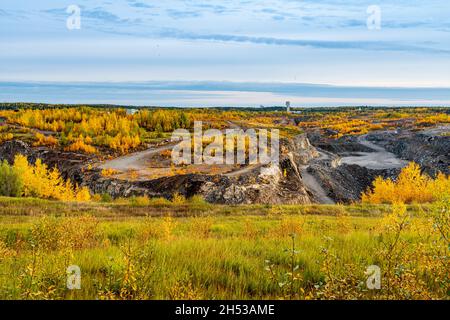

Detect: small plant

[33,133,57,147]
[168,275,203,300]
[190,216,213,239]
[101,168,120,177]
[265,233,304,299]
[161,215,178,241]
[97,238,156,300]
[100,193,113,203]
[129,196,150,207]
[171,193,186,205]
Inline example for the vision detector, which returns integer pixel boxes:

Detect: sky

[1,0,450,107]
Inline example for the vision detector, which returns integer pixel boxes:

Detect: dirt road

[300,150,335,204]
[98,144,173,171]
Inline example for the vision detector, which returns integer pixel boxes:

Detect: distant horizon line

[2,80,450,90]
[1,81,450,108]
[2,102,449,109]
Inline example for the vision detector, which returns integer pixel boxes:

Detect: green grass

[0,197,447,300]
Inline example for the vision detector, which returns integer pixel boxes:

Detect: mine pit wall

[0,136,407,205]
[364,132,450,176]
[5,133,411,205]
[0,137,316,204]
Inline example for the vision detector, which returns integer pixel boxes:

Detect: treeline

[135,109,190,132]
[0,102,136,110]
[0,107,193,154]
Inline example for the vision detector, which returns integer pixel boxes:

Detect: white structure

[286,101,291,113]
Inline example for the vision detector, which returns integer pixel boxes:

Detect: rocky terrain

[0,125,448,204]
[364,127,450,176]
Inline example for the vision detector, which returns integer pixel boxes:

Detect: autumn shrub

[30,216,100,251]
[189,216,213,239]
[10,154,91,201]
[362,162,449,204]
[96,240,156,300]
[100,193,113,203]
[188,195,210,210]
[270,215,305,238]
[148,197,171,207]
[0,240,16,261]
[129,196,150,207]
[0,132,14,143]
[161,216,178,241]
[159,149,172,159]
[6,107,144,154]
[315,237,366,300]
[65,139,97,154]
[33,133,57,147]
[171,193,186,205]
[101,168,120,177]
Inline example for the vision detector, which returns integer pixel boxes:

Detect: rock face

[0,137,314,204]
[195,155,311,204]
[307,163,400,203]
[90,134,316,204]
[0,140,32,163]
[32,149,96,184]
[4,127,444,205]
[284,133,319,164]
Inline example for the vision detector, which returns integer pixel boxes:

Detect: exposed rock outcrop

[0,140,32,163]
[307,163,400,203]
[6,127,441,205]
[0,137,314,204]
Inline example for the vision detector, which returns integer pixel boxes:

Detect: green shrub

[0,160,23,197]
[100,193,113,203]
[129,196,151,207]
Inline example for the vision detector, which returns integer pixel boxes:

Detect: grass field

[0,197,448,300]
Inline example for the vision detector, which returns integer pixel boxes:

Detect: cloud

[37,2,450,56]
[272,16,285,21]
[154,30,450,54]
[128,1,154,9]
[166,9,201,19]
[82,7,123,23]
[193,4,233,15]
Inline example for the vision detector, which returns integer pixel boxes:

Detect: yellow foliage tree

[34,132,58,147]
[362,162,449,204]
[12,154,91,201]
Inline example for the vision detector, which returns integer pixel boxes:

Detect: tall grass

[0,198,448,300]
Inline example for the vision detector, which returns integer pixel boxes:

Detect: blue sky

[1,0,450,106]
